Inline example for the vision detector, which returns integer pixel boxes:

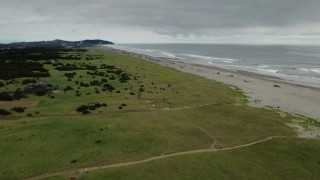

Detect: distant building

[24,82,49,94]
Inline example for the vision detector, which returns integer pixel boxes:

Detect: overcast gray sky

[1,0,320,44]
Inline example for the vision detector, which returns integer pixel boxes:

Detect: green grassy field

[69,138,320,180]
[0,48,318,179]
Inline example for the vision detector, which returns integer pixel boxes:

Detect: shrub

[12,107,26,113]
[0,82,5,87]
[35,90,46,96]
[22,79,37,84]
[0,93,14,101]
[0,109,11,116]
[101,103,107,107]
[64,86,74,91]
[13,89,27,100]
[82,110,90,114]
[103,83,115,92]
[76,102,107,114]
[76,105,88,112]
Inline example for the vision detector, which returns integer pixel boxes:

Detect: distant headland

[0,39,114,48]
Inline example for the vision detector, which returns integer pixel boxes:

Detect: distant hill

[0,39,114,48]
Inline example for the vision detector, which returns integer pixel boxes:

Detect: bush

[76,105,88,112]
[12,107,26,113]
[22,79,37,84]
[76,102,107,114]
[0,109,11,116]
[0,82,5,87]
[64,86,74,91]
[0,93,14,101]
[103,83,115,92]
[13,88,27,100]
[35,90,46,96]
[82,110,90,114]
[101,103,107,107]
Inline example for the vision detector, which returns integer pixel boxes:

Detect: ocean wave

[288,51,320,58]
[298,68,320,74]
[256,68,279,74]
[257,65,270,68]
[109,45,177,58]
[181,53,239,63]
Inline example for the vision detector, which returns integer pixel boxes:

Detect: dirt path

[4,103,218,120]
[183,122,217,149]
[24,136,283,180]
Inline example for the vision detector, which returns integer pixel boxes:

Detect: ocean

[109,44,320,88]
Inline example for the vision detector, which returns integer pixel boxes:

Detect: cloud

[1,0,320,43]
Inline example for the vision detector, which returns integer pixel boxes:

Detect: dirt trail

[24,136,283,180]
[183,122,217,149]
[4,103,218,120]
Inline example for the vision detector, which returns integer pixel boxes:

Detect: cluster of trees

[78,81,114,92]
[63,86,74,91]
[85,55,102,60]
[59,55,82,60]
[55,62,132,86]
[0,47,60,61]
[103,83,115,92]
[55,63,99,71]
[0,61,50,80]
[55,63,84,71]
[87,71,105,77]
[89,79,108,86]
[118,103,127,110]
[119,73,131,83]
[0,47,83,80]
[0,89,27,101]
[22,79,37,84]
[64,72,77,78]
[76,102,107,114]
[0,107,27,116]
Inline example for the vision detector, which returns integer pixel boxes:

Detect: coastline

[102,46,320,121]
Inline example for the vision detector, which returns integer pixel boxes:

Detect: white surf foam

[181,53,239,63]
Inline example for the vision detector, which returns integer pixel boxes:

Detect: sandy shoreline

[102,46,320,121]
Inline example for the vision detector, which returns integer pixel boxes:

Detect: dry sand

[103,46,320,121]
